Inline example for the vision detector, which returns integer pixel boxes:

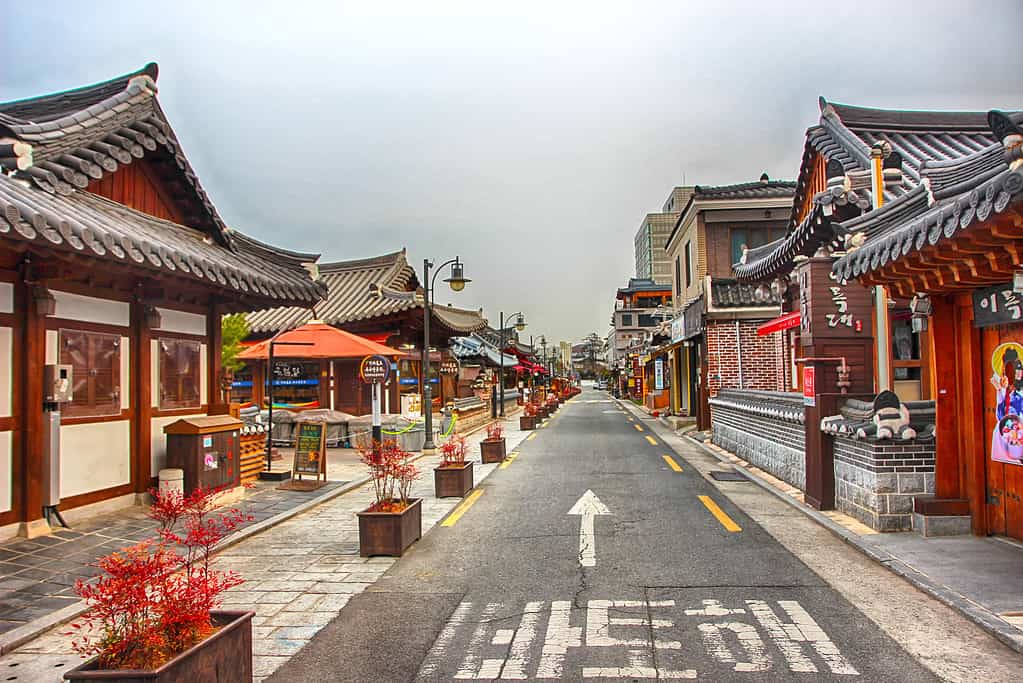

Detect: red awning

[238,322,402,360]
[757,311,800,336]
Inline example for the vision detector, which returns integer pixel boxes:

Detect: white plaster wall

[60,420,131,499]
[45,329,57,365]
[51,291,129,327]
[0,327,10,418]
[200,343,208,404]
[120,336,130,410]
[151,339,160,408]
[0,283,12,314]
[150,414,205,476]
[155,308,207,336]
[0,432,11,513]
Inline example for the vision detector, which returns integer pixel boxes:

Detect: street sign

[803,366,816,406]
[568,490,611,568]
[654,358,664,391]
[359,354,391,384]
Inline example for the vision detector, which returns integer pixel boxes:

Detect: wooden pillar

[16,274,46,536]
[131,301,152,494]
[207,301,223,411]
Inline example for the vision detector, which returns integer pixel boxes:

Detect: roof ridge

[0,63,158,122]
[822,98,998,132]
[318,249,406,272]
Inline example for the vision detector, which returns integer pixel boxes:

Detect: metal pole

[499,311,505,417]
[422,258,435,452]
[372,381,382,444]
[265,341,274,471]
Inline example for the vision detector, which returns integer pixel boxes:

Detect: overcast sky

[4,1,1023,345]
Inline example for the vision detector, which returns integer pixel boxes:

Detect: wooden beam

[207,300,223,411]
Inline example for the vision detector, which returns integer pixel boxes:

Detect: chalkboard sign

[973,284,1023,328]
[292,422,326,478]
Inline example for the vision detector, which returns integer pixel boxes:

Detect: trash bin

[163,415,242,494]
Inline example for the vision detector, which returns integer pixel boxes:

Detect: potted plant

[480,422,507,463]
[434,434,473,498]
[520,404,537,431]
[65,486,252,682]
[356,439,422,557]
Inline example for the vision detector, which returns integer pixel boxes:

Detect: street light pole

[421,257,470,453]
[498,311,526,417]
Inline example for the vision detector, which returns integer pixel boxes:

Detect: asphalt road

[270,388,938,682]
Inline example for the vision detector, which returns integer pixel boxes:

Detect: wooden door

[981,324,1023,541]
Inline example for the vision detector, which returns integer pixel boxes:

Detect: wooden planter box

[520,415,536,430]
[480,437,507,464]
[357,498,422,557]
[64,610,253,683]
[434,462,474,498]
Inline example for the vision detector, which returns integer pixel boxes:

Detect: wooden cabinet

[163,416,242,494]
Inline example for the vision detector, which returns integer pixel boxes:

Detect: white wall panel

[0,432,11,513]
[200,343,208,404]
[51,291,129,327]
[0,283,12,314]
[0,327,10,418]
[155,308,207,336]
[45,329,57,365]
[151,340,160,408]
[60,421,131,499]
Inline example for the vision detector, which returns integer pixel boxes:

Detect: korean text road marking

[662,454,683,472]
[698,495,741,532]
[442,489,484,527]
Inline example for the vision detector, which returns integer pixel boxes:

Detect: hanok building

[0,64,324,537]
[662,176,795,428]
[728,99,1021,537]
[243,249,487,417]
[610,278,672,400]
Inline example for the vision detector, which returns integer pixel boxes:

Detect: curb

[0,411,527,656]
[630,398,1023,655]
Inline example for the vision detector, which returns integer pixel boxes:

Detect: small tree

[221,314,250,373]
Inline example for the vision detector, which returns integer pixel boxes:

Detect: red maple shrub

[486,422,504,441]
[359,438,420,512]
[439,434,467,467]
[68,486,251,670]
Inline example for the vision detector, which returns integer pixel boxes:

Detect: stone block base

[913,512,972,537]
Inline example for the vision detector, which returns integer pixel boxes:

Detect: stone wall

[833,437,935,531]
[710,389,806,490]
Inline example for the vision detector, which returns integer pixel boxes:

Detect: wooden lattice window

[159,339,201,410]
[59,329,121,418]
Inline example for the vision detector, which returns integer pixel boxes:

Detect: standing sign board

[293,422,326,480]
[803,366,816,407]
[654,358,664,391]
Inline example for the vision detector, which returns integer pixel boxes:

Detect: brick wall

[833,437,935,532]
[710,390,806,489]
[705,320,785,398]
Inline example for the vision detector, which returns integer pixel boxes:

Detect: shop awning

[238,321,402,360]
[757,311,800,336]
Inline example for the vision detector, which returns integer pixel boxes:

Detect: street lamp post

[498,311,527,417]
[539,336,548,392]
[421,257,470,453]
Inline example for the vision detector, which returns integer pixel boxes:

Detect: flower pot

[520,415,536,431]
[480,437,507,464]
[358,498,422,557]
[64,610,254,683]
[434,462,474,498]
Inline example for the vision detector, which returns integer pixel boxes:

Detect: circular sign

[359,355,391,384]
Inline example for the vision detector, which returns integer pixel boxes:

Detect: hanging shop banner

[803,366,816,407]
[359,355,391,384]
[990,341,1023,465]
[654,358,664,391]
[293,422,326,478]
[973,284,1023,329]
[671,314,685,344]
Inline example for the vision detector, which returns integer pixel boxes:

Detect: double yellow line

[442,489,484,527]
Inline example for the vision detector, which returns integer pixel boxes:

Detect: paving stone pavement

[0,410,534,682]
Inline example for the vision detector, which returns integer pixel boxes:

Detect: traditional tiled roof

[616,277,670,297]
[245,249,486,335]
[0,63,324,308]
[449,335,518,367]
[0,63,230,245]
[0,174,324,306]
[737,98,1016,283]
[820,398,935,442]
[709,278,781,308]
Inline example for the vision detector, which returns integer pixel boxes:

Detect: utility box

[163,415,242,494]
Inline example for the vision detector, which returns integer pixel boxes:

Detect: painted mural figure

[991,343,1023,464]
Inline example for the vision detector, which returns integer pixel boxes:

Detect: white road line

[537,601,582,679]
[779,600,859,675]
[698,621,771,672]
[420,601,472,678]
[455,602,502,679]
[747,599,817,673]
[500,600,544,680]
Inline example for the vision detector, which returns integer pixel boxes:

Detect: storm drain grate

[709,470,748,482]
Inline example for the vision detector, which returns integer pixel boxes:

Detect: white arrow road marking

[568,490,611,568]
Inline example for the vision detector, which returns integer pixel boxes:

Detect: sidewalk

[0,409,534,682]
[619,395,1023,655]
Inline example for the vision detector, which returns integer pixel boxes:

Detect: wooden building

[832,110,1023,542]
[663,178,795,428]
[0,64,324,537]
[243,249,486,416]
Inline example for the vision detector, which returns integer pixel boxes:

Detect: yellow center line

[441,489,484,527]
[698,495,742,532]
[662,454,683,472]
[634,424,644,432]
[644,435,657,446]
[527,432,537,441]
[499,452,519,470]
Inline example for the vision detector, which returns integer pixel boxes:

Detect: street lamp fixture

[422,257,469,453]
[497,311,527,417]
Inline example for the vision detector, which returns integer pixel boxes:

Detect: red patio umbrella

[238,321,402,359]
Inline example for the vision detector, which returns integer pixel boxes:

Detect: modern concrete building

[633,187,694,285]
